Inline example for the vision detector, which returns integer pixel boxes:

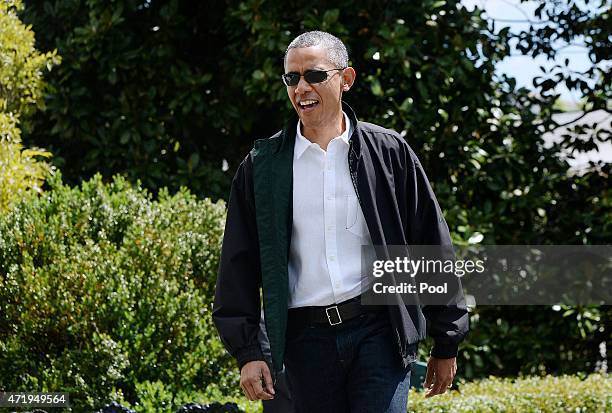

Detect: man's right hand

[240,360,275,401]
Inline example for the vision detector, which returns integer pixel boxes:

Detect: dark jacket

[213,102,469,381]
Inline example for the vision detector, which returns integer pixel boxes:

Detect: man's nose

[295,76,312,95]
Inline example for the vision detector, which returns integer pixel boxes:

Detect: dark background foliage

[16,0,611,381]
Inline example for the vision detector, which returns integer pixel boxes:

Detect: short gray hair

[284,31,349,69]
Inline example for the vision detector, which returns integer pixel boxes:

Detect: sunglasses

[281,68,346,86]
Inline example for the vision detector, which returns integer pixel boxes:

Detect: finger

[439,377,452,393]
[261,365,276,396]
[425,388,435,398]
[437,383,449,395]
[245,378,261,401]
[248,366,273,400]
[424,376,437,398]
[252,374,273,400]
[240,382,254,401]
[423,361,435,389]
[435,377,451,396]
[425,377,445,398]
[244,382,256,401]
[425,382,438,398]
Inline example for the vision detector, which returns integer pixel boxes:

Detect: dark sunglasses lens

[304,71,327,84]
[283,73,300,86]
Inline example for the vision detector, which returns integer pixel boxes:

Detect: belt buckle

[325,305,342,325]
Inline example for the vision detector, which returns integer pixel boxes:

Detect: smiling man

[283,45,351,150]
[213,31,469,412]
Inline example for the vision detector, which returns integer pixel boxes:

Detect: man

[213,31,469,412]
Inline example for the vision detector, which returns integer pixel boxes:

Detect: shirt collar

[294,111,352,159]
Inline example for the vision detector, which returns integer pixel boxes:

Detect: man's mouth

[298,99,319,111]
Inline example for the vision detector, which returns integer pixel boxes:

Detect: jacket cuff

[430,341,459,359]
[235,344,265,370]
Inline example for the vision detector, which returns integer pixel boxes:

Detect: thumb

[261,363,275,395]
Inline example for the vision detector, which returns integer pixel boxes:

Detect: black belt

[288,295,384,327]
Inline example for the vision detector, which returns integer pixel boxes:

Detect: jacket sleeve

[212,154,265,369]
[407,146,470,359]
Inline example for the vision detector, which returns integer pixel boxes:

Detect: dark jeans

[283,308,412,413]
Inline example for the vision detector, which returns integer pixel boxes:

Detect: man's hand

[240,360,275,401]
[423,356,457,398]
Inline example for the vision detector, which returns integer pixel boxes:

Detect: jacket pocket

[345,195,366,238]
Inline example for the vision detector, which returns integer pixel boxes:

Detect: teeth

[300,100,318,106]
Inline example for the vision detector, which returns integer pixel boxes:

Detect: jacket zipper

[348,137,410,363]
[348,140,361,207]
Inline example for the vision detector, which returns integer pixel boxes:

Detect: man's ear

[342,67,356,91]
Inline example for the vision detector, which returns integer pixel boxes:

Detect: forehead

[285,46,334,71]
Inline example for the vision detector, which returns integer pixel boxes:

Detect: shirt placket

[324,142,342,299]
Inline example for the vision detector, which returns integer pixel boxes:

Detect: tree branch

[550,109,610,130]
[486,17,551,24]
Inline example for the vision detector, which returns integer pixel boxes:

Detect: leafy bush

[408,374,611,412]
[0,113,53,212]
[110,380,261,413]
[0,171,242,411]
[456,305,610,379]
[0,0,59,212]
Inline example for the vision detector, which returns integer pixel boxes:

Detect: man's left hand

[423,356,457,398]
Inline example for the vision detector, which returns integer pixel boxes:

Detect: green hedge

[111,380,262,413]
[408,374,611,412]
[1,172,610,413]
[0,171,241,411]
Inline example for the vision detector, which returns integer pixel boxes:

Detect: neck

[301,111,345,151]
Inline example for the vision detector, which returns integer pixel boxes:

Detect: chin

[299,117,320,128]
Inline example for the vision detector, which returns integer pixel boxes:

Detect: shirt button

[327,164,332,170]
[327,225,334,231]
[327,195,333,200]
[329,255,335,261]
[334,282,341,288]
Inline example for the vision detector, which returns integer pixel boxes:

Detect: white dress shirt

[288,112,373,308]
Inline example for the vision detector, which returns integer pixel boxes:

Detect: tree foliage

[0,0,59,118]
[0,0,60,212]
[514,0,610,154]
[22,0,233,198]
[0,113,53,212]
[19,0,611,380]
